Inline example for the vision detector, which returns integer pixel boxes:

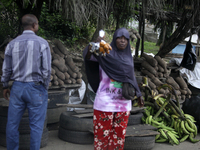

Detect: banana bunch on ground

[171,113,199,143]
[137,77,200,145]
[142,106,181,145]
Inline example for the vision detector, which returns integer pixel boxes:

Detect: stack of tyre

[58,111,94,144]
[0,98,48,149]
[58,109,155,149]
[47,90,69,124]
[125,111,155,150]
[86,85,155,149]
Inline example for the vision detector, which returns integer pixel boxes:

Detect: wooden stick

[56,104,93,108]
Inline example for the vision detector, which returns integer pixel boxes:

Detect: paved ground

[0,130,200,150]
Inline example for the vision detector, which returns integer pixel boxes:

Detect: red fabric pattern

[93,109,130,150]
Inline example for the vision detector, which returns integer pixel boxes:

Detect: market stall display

[137,77,199,145]
[138,53,192,103]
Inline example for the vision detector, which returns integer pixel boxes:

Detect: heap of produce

[127,28,141,42]
[0,39,84,88]
[134,77,199,145]
[49,39,83,87]
[139,53,192,102]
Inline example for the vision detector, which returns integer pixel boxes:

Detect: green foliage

[38,2,91,47]
[130,40,159,56]
[143,41,159,55]
[112,0,140,29]
[104,29,113,44]
[0,1,19,44]
[154,21,174,46]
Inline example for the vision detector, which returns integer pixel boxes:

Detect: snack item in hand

[99,41,112,56]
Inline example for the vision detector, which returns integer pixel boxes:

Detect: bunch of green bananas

[142,113,180,145]
[155,129,180,145]
[171,114,199,143]
[139,77,200,145]
[142,107,200,144]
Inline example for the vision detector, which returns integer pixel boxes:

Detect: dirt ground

[0,130,200,150]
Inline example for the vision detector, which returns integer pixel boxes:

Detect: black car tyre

[48,90,69,109]
[0,116,47,134]
[0,104,29,117]
[127,112,143,126]
[58,127,94,144]
[47,107,67,124]
[0,128,48,149]
[124,135,155,150]
[59,111,93,132]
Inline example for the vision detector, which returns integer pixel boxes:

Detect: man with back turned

[1,14,51,150]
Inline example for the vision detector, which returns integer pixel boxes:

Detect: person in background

[1,14,51,150]
[83,27,144,150]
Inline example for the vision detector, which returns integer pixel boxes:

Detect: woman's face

[116,36,128,50]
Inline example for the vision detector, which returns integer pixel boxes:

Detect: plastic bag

[67,80,86,111]
[182,94,200,126]
[86,83,96,104]
[180,40,197,71]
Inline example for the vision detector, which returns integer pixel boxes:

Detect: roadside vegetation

[1,0,197,58]
[143,41,160,55]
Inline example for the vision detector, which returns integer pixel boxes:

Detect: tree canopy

[0,0,200,57]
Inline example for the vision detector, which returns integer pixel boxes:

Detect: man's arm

[41,43,51,90]
[1,44,12,89]
[1,44,12,100]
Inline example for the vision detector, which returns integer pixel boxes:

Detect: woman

[83,27,144,150]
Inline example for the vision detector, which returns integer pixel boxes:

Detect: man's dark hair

[21,14,37,28]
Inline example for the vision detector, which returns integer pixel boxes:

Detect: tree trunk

[162,22,166,44]
[116,18,120,31]
[141,19,145,56]
[91,1,113,42]
[156,9,198,58]
[32,0,44,20]
[141,0,146,56]
[91,17,105,42]
[135,7,143,57]
[15,0,45,35]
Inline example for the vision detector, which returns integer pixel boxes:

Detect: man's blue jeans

[6,81,48,150]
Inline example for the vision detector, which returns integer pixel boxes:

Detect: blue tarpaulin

[172,44,196,54]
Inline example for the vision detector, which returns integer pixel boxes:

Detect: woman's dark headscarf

[83,27,142,97]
